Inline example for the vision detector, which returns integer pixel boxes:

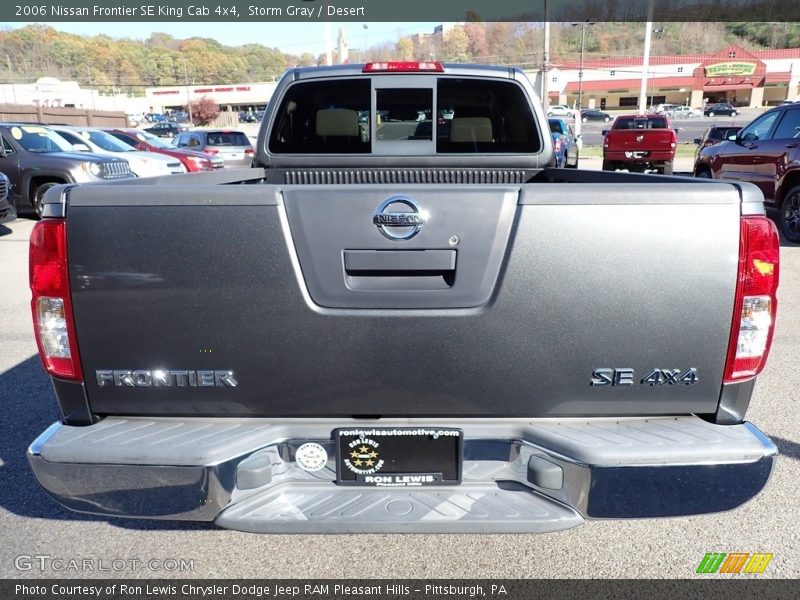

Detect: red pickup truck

[602,114,677,175]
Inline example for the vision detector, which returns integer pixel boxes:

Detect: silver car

[172,129,254,168]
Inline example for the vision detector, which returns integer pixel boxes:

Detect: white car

[547,105,574,118]
[666,106,702,119]
[654,103,678,114]
[51,126,186,177]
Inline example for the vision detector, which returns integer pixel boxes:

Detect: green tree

[442,26,470,62]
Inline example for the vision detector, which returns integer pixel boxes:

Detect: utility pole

[362,24,369,63]
[541,0,550,110]
[572,20,595,111]
[638,0,655,115]
[183,58,193,123]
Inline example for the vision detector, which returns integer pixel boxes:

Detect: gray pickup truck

[28,63,780,533]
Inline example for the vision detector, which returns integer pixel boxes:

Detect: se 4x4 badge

[590,368,698,386]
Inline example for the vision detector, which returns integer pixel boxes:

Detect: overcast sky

[1,22,443,55]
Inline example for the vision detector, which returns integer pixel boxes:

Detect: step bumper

[28,416,777,532]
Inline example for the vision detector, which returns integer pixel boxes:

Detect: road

[0,206,798,579]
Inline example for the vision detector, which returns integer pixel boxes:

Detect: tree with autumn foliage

[186,96,219,126]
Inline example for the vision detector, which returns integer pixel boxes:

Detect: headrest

[316,108,359,137]
[450,117,493,142]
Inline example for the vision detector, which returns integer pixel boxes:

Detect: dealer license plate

[335,427,463,487]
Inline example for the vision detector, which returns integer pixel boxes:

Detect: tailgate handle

[343,250,456,291]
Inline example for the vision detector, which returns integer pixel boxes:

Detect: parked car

[602,114,677,174]
[692,126,742,161]
[703,102,740,117]
[26,62,781,534]
[172,129,254,168]
[0,171,16,223]
[579,109,612,123]
[127,113,144,127]
[238,111,257,123]
[169,111,191,123]
[0,123,134,218]
[694,102,800,242]
[143,122,191,137]
[51,126,185,178]
[653,103,678,114]
[666,106,702,119]
[145,113,168,123]
[546,105,574,118]
[548,118,579,168]
[104,128,225,172]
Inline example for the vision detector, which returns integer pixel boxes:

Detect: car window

[109,132,137,148]
[771,110,800,140]
[0,134,15,154]
[174,134,188,147]
[269,78,371,154]
[204,132,250,146]
[740,111,780,141]
[6,126,73,153]
[81,130,134,152]
[615,117,667,129]
[437,78,540,153]
[54,129,84,146]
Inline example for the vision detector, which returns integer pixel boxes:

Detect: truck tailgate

[64,181,740,418]
[606,129,675,152]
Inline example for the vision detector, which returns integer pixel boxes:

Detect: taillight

[553,138,562,151]
[245,148,254,156]
[203,147,220,155]
[723,216,780,383]
[29,220,83,381]
[185,155,212,171]
[363,61,444,73]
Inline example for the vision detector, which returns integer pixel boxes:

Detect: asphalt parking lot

[0,208,798,579]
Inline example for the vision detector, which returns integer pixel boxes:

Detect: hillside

[1,22,798,92]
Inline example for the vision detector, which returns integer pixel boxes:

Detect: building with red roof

[542,44,800,110]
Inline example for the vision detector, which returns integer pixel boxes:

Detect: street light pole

[362,24,368,63]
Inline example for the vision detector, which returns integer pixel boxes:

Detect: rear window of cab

[268,77,541,154]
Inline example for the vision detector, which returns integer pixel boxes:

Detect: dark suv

[694,103,800,242]
[692,126,742,161]
[0,123,135,218]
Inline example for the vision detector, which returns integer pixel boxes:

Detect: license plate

[625,151,648,158]
[335,427,462,487]
[225,153,243,160]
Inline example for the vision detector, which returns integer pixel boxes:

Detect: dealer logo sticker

[295,443,328,472]
[344,438,384,475]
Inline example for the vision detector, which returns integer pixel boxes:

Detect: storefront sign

[705,62,757,76]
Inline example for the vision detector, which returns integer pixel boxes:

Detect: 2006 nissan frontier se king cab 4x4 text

[27,62,780,533]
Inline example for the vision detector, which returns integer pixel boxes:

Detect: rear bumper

[28,416,777,533]
[603,151,675,163]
